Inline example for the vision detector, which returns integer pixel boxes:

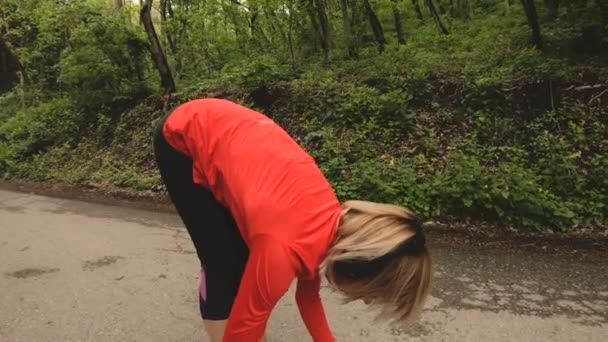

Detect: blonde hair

[321,200,432,321]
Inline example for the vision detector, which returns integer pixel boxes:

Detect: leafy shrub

[1,0,606,232]
[0,98,83,161]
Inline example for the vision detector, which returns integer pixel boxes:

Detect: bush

[0,98,83,162]
[1,0,606,232]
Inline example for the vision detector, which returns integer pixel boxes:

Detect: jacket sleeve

[296,276,335,341]
[223,235,296,342]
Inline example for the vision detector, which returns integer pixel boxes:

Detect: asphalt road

[1,189,606,341]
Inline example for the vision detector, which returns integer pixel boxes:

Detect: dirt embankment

[2,179,607,258]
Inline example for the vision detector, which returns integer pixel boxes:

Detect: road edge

[1,179,606,256]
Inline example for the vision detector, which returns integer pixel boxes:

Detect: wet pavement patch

[160,247,196,255]
[6,267,60,279]
[0,205,26,213]
[40,201,176,230]
[389,322,435,337]
[82,256,124,271]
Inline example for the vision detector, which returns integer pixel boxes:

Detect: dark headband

[333,217,426,280]
[391,216,426,257]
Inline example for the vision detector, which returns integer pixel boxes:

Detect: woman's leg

[204,320,228,342]
[153,116,249,341]
[204,320,267,342]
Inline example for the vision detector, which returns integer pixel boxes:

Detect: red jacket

[163,98,340,341]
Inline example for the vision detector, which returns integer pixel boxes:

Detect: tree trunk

[598,0,608,28]
[412,0,424,20]
[160,0,178,54]
[363,0,387,52]
[287,0,296,68]
[223,1,243,45]
[250,8,259,36]
[391,0,406,44]
[340,0,356,55]
[425,0,449,34]
[141,0,176,94]
[250,9,271,45]
[160,0,181,73]
[113,0,124,8]
[449,0,455,16]
[315,0,331,63]
[544,0,559,19]
[18,71,25,107]
[520,0,543,49]
[251,11,258,35]
[0,38,20,94]
[436,0,447,14]
[455,0,471,19]
[264,7,288,48]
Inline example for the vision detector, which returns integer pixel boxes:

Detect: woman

[153,98,432,342]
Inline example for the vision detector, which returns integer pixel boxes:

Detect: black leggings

[153,114,249,320]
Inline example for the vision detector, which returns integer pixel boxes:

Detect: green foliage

[0,0,151,108]
[92,157,159,190]
[292,70,414,130]
[0,98,83,161]
[217,56,294,87]
[284,65,607,230]
[58,15,149,105]
[0,0,606,231]
[6,142,96,183]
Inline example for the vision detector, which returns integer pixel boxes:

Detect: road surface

[1,189,607,341]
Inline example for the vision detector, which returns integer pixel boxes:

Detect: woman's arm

[223,235,296,342]
[296,277,335,342]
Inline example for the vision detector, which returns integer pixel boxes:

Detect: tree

[263,5,289,51]
[391,0,406,44]
[436,0,447,14]
[504,0,514,14]
[598,0,608,27]
[521,0,543,49]
[363,0,387,51]
[544,0,559,19]
[113,0,124,9]
[140,0,176,94]
[160,0,178,55]
[425,0,449,34]
[0,38,20,94]
[224,0,247,46]
[286,0,297,67]
[340,0,356,55]
[412,0,424,20]
[455,0,473,20]
[244,2,270,45]
[314,0,331,63]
